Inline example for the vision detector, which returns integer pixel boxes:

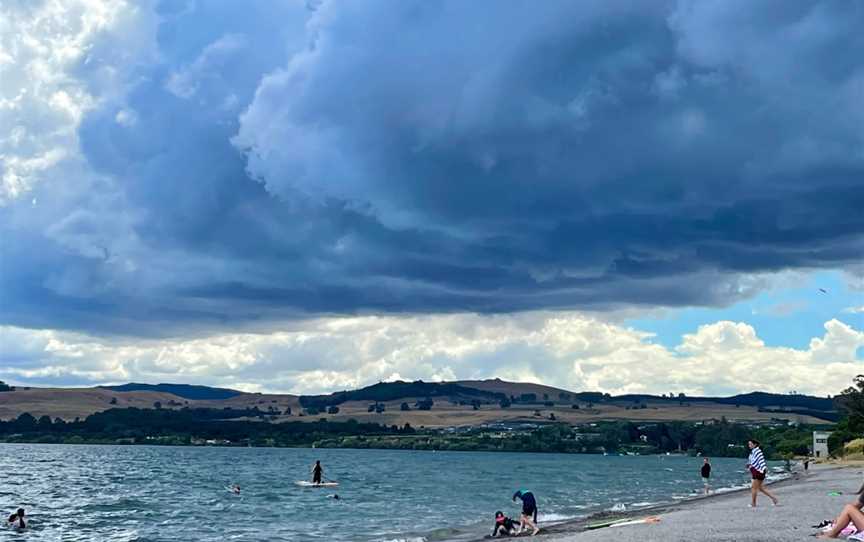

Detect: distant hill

[714,391,835,411]
[457,379,584,402]
[299,381,506,408]
[0,379,838,425]
[99,383,243,401]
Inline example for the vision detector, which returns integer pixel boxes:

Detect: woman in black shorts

[512,490,540,535]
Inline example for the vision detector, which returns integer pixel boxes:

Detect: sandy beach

[528,465,864,542]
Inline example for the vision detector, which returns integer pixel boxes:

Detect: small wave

[608,503,626,512]
[630,501,658,508]
[539,513,576,522]
[713,484,750,494]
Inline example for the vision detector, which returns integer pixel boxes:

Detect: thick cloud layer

[1,0,862,336]
[2,313,861,397]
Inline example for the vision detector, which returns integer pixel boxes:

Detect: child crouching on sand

[492,511,520,537]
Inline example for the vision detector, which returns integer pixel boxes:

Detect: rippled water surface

[0,444,780,541]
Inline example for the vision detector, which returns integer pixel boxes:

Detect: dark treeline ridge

[98,383,243,400]
[296,380,837,415]
[0,407,414,446]
[299,381,506,408]
[614,391,835,411]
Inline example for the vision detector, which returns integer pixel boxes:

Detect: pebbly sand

[511,465,863,542]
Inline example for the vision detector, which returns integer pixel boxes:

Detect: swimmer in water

[513,490,540,535]
[231,484,241,494]
[7,509,25,530]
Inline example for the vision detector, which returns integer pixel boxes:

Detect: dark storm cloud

[1,0,862,336]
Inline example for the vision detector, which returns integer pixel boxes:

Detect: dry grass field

[0,382,830,428]
[0,387,191,420]
[305,399,829,428]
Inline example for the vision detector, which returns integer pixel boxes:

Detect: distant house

[813,431,832,458]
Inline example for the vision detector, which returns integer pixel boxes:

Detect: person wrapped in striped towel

[747,439,779,507]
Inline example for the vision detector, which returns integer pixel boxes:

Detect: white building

[813,431,832,458]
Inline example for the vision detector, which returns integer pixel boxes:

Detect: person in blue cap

[512,490,539,535]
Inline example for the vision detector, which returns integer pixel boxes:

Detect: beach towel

[848,531,864,541]
[840,523,858,536]
[817,521,858,536]
[748,447,767,473]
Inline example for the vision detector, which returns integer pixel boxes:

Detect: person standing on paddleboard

[312,460,324,485]
[513,490,540,535]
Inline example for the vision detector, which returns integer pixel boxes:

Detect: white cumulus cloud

[1,313,860,397]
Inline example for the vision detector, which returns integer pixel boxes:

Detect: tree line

[0,407,414,446]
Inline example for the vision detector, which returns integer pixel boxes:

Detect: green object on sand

[827,491,843,496]
[586,518,627,530]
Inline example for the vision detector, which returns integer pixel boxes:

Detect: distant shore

[507,464,862,542]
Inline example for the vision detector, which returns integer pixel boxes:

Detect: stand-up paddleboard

[586,515,661,530]
[609,516,661,528]
[294,481,339,488]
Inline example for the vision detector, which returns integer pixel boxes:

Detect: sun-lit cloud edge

[1,311,861,397]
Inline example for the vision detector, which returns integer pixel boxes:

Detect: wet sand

[535,465,863,542]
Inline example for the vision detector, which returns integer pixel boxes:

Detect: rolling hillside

[0,379,838,426]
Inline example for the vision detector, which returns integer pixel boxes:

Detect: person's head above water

[315,460,321,466]
[8,509,25,526]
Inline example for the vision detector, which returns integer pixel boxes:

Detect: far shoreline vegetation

[0,376,860,460]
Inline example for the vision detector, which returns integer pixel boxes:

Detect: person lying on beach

[746,439,778,507]
[7,509,25,530]
[512,490,540,535]
[816,486,864,539]
[492,511,520,537]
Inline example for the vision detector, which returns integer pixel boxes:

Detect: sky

[0,0,862,397]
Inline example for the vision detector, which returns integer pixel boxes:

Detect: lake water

[0,444,784,541]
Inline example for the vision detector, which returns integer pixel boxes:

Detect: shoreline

[456,469,801,541]
[535,472,800,538]
[454,464,864,541]
[531,464,862,542]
